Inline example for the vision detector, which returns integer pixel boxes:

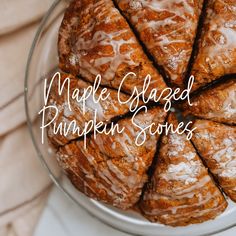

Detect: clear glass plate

[24,1,236,235]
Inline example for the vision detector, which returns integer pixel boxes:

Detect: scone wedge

[115,0,204,87]
[57,107,167,209]
[139,113,227,226]
[58,0,167,96]
[192,119,236,202]
[181,80,236,125]
[189,0,236,91]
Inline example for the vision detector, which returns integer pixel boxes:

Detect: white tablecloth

[35,186,236,236]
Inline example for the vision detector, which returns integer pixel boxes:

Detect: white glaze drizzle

[146,190,218,215]
[161,161,201,184]
[223,90,236,118]
[118,0,198,81]
[57,108,164,207]
[200,0,236,73]
[68,0,138,81]
[159,201,226,224]
[194,121,236,179]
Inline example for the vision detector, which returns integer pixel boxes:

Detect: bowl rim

[24,0,236,235]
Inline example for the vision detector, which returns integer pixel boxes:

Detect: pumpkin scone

[57,107,167,209]
[46,73,140,146]
[192,119,236,202]
[115,0,204,87]
[181,79,236,125]
[139,113,227,226]
[58,0,167,97]
[189,0,236,91]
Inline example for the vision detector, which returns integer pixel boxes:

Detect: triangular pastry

[58,0,167,96]
[181,80,236,125]
[139,113,227,226]
[190,0,236,91]
[192,119,236,202]
[115,0,204,87]
[57,107,167,209]
[46,73,140,146]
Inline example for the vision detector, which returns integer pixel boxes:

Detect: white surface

[34,186,236,236]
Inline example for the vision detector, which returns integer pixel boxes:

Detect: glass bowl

[24,0,236,235]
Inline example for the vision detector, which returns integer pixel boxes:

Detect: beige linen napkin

[0,0,61,235]
[0,23,39,135]
[0,0,54,35]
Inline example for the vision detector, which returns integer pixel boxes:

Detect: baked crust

[139,113,227,226]
[181,80,236,124]
[192,119,236,202]
[58,0,167,96]
[190,0,236,91]
[115,0,203,87]
[57,107,167,209]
